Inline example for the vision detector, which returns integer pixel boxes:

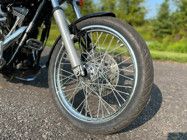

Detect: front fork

[51,0,85,76]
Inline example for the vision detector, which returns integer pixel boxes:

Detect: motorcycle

[0,0,154,134]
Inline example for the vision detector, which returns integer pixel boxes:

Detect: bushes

[150,50,187,62]
[167,38,187,53]
[148,38,187,53]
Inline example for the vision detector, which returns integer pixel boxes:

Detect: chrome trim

[51,0,60,8]
[2,26,27,49]
[53,10,81,68]
[72,0,82,19]
[51,0,84,76]
[15,72,40,82]
[6,7,29,37]
[6,17,20,37]
[0,17,6,22]
[54,25,139,124]
[0,26,27,62]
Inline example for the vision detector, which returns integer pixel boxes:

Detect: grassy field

[150,50,187,63]
[46,24,187,63]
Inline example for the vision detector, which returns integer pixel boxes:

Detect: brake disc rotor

[84,53,119,97]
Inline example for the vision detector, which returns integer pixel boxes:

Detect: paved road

[0,53,186,139]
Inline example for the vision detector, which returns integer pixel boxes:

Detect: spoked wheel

[49,17,154,134]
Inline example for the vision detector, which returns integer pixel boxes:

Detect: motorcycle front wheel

[48,17,154,134]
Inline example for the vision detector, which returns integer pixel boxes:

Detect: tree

[65,0,146,26]
[153,0,173,37]
[117,0,146,25]
[99,0,117,12]
[172,0,187,33]
[65,0,96,22]
[81,0,96,15]
[99,0,146,26]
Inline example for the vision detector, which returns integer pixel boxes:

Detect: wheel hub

[84,53,119,96]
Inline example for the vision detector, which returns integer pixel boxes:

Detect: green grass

[147,39,187,62]
[136,25,154,41]
[148,39,187,54]
[46,24,187,63]
[46,24,59,46]
[150,50,187,63]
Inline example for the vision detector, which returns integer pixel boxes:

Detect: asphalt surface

[0,52,186,139]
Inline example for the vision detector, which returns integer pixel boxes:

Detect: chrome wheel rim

[54,25,138,123]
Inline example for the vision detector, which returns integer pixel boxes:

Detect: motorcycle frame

[2,0,116,75]
[3,0,84,76]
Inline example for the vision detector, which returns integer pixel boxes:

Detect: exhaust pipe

[2,26,27,50]
[0,26,27,67]
[0,17,6,22]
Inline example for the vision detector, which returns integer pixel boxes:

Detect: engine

[0,2,44,79]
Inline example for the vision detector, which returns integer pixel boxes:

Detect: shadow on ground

[121,84,163,133]
[2,54,163,134]
[5,55,49,88]
[167,133,187,140]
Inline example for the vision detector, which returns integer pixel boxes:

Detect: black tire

[48,17,154,134]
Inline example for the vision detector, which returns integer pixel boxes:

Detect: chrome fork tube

[72,0,82,19]
[51,0,85,76]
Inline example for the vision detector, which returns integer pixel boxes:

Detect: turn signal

[76,0,84,7]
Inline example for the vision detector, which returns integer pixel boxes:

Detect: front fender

[46,12,116,66]
[71,12,116,26]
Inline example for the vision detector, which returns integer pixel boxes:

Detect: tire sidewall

[48,17,153,134]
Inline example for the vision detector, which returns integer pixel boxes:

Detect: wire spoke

[95,32,103,46]
[88,82,132,89]
[59,73,76,82]
[82,81,116,112]
[66,82,81,102]
[78,81,94,117]
[54,28,138,122]
[99,73,129,98]
[60,68,74,75]
[119,74,134,81]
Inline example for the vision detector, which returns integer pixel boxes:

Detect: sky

[94,0,177,19]
[144,0,176,19]
[144,0,164,18]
